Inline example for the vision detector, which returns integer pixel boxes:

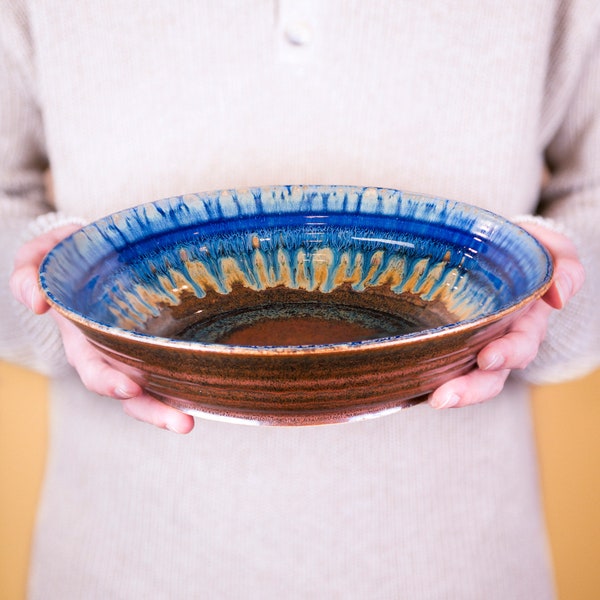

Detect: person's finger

[542,256,585,310]
[428,367,511,409]
[428,224,586,411]
[518,222,585,310]
[477,301,552,371]
[9,263,50,314]
[54,313,144,398]
[121,395,195,434]
[10,223,82,313]
[53,313,194,433]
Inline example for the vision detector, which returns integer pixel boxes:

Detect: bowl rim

[38,185,554,356]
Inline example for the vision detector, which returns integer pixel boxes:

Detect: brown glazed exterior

[76,300,535,425]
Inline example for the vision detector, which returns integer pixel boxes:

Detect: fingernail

[20,280,34,308]
[556,274,573,306]
[434,392,461,410]
[114,384,138,399]
[482,353,505,371]
[166,419,186,434]
[30,284,38,310]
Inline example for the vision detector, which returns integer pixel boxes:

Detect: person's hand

[9,225,195,433]
[428,222,585,409]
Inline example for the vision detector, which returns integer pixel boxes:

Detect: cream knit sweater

[1,1,599,598]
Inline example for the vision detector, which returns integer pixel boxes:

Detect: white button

[284,21,312,46]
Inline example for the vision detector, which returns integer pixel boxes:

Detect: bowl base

[155,391,428,426]
[142,284,457,347]
[178,301,422,346]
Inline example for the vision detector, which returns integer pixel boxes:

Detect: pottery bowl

[39,185,553,425]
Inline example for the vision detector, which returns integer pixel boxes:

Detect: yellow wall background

[1,360,599,599]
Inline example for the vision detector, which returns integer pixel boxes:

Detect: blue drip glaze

[39,185,553,336]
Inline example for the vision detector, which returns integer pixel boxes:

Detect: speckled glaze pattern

[39,185,553,425]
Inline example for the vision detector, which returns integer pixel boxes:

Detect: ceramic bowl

[39,185,553,425]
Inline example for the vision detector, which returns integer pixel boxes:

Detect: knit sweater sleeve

[520,10,600,385]
[0,1,81,375]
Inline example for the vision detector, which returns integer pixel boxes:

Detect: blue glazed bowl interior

[39,185,553,348]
